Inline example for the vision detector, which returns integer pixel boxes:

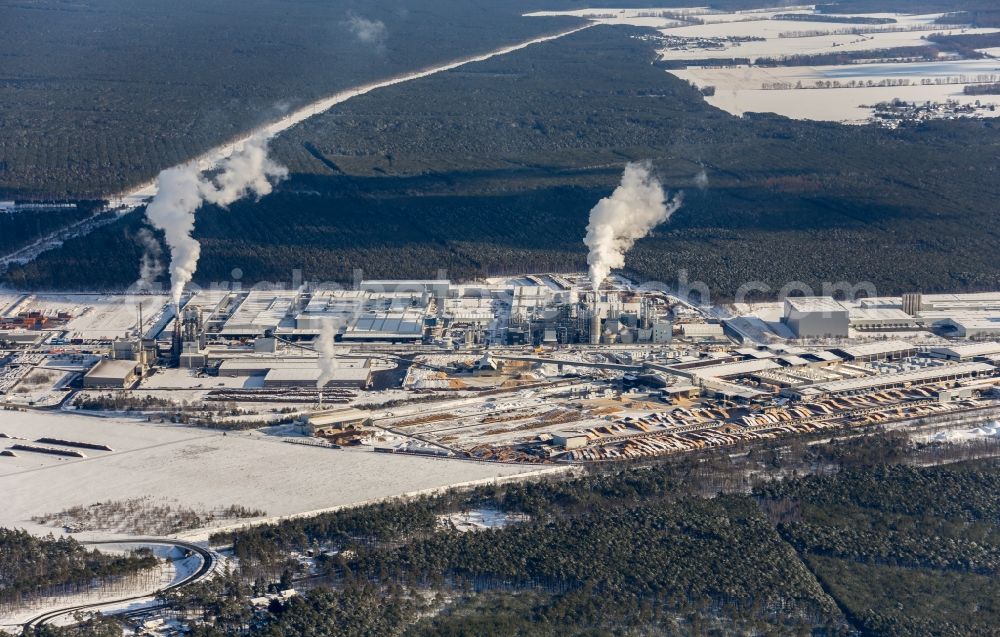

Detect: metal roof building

[783,297,849,339]
[832,340,918,362]
[929,342,1000,362]
[83,359,140,389]
[789,362,995,399]
[263,366,371,389]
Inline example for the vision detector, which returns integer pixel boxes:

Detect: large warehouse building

[782,297,849,339]
[83,359,140,389]
[263,367,372,390]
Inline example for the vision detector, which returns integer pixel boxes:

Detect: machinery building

[782,297,850,338]
[787,362,995,399]
[83,359,141,389]
[831,340,918,362]
[929,342,1000,362]
[935,316,1000,339]
[263,366,371,390]
[307,408,373,437]
[849,308,919,331]
[216,357,373,389]
[679,323,724,339]
[552,431,590,450]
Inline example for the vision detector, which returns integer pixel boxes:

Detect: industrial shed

[782,297,849,339]
[832,340,918,362]
[787,362,995,399]
[263,366,371,390]
[930,342,1000,362]
[83,359,140,389]
[307,408,373,436]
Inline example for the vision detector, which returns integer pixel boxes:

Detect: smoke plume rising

[584,162,683,291]
[316,319,339,392]
[345,12,387,48]
[694,168,709,190]
[133,227,164,291]
[143,135,287,306]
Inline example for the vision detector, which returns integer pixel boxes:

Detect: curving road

[22,538,217,628]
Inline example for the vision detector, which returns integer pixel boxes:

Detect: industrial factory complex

[2,275,1000,464]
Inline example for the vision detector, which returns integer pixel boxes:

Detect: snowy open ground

[913,421,1000,444]
[0,411,561,538]
[529,6,1000,123]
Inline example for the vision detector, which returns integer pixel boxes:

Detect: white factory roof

[930,342,1000,360]
[218,357,369,373]
[805,350,844,362]
[836,340,917,359]
[344,310,423,338]
[359,280,450,294]
[785,297,848,314]
[764,344,807,355]
[735,348,776,359]
[849,308,915,322]
[264,367,370,383]
[85,359,138,381]
[680,323,725,337]
[777,355,811,367]
[796,362,994,396]
[223,292,296,334]
[858,297,903,309]
[691,358,780,379]
[920,292,1000,309]
[701,378,770,399]
[308,408,372,426]
[947,317,1000,330]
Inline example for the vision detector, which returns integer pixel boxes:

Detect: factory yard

[529,5,1000,124]
[2,273,1000,525]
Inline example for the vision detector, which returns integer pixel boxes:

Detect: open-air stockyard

[2,273,999,474]
[528,5,1000,124]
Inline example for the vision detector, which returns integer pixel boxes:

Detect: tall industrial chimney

[589,304,601,346]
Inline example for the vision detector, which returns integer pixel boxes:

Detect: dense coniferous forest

[0,0,584,199]
[760,465,1000,636]
[2,0,848,200]
[0,209,92,254]
[147,434,1000,636]
[7,24,999,299]
[6,434,1000,636]
[0,529,157,608]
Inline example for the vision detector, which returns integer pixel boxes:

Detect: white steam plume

[345,13,387,48]
[133,227,164,291]
[143,135,287,306]
[316,319,339,393]
[694,168,709,190]
[584,162,683,292]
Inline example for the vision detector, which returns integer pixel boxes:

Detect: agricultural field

[534,5,1000,123]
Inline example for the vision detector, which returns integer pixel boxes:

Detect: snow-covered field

[674,67,1000,122]
[1,411,560,538]
[529,6,1000,123]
